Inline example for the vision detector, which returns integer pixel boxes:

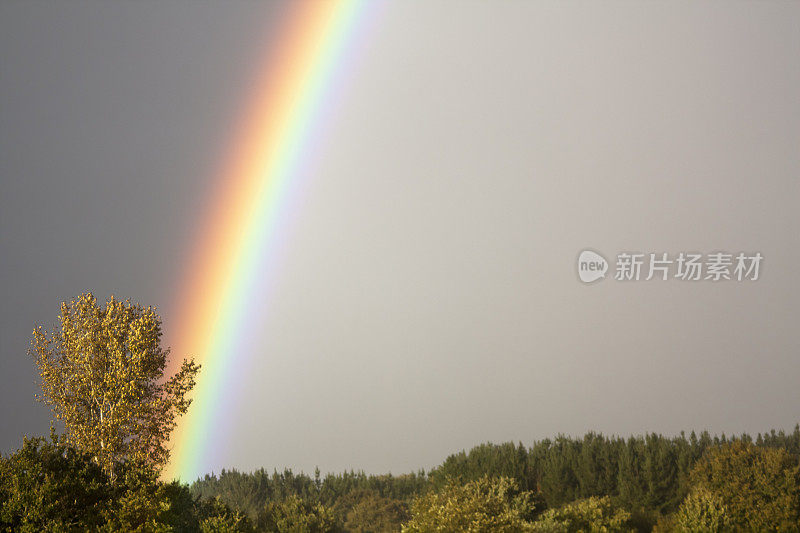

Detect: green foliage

[335,489,409,532]
[530,496,633,533]
[0,433,248,532]
[98,466,207,532]
[686,441,800,531]
[402,476,536,533]
[0,433,111,531]
[650,513,677,533]
[6,414,800,532]
[189,426,800,531]
[197,497,254,533]
[673,487,729,533]
[430,432,707,513]
[616,434,687,514]
[257,495,341,533]
[191,468,427,524]
[426,427,800,518]
[430,442,535,491]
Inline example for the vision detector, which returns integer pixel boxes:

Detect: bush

[402,476,536,532]
[687,441,800,531]
[198,497,254,533]
[258,495,342,532]
[0,434,112,531]
[530,496,633,532]
[673,487,729,533]
[334,489,409,532]
[0,433,251,532]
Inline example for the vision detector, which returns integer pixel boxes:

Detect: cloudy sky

[1,1,799,476]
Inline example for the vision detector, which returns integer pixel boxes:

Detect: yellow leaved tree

[30,292,199,479]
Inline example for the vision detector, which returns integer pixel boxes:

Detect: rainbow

[163,0,382,482]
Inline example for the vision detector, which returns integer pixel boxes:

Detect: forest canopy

[5,294,800,531]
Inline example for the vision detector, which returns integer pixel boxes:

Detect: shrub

[0,433,251,532]
[673,487,728,533]
[530,496,633,532]
[0,435,111,531]
[258,495,342,532]
[335,489,409,532]
[687,441,800,531]
[402,476,536,532]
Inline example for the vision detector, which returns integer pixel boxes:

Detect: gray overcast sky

[2,1,799,477]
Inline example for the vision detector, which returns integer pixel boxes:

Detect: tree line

[187,426,800,531]
[2,293,799,531]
